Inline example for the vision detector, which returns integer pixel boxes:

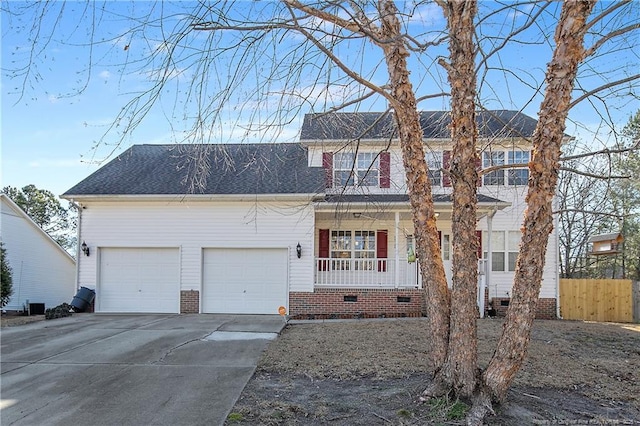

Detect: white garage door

[202,248,288,314]
[99,248,180,313]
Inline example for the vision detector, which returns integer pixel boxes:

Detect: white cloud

[48,94,59,103]
[99,70,111,80]
[28,158,84,168]
[407,2,445,26]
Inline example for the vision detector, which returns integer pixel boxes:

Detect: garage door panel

[202,248,287,314]
[99,248,179,313]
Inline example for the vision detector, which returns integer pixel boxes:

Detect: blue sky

[2,1,638,198]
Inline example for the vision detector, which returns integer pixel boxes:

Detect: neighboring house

[62,110,560,319]
[0,194,76,312]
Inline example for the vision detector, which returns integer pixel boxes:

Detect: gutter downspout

[70,200,82,292]
[484,208,497,316]
[394,212,400,288]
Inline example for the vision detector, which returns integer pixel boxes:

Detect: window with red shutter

[377,230,388,272]
[318,229,330,271]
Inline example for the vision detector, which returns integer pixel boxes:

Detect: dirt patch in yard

[0,314,45,327]
[227,318,640,425]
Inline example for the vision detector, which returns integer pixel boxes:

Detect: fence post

[634,281,640,324]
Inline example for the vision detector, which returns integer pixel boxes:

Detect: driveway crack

[153,337,202,364]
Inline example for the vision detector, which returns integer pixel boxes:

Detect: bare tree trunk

[378,0,451,374]
[472,2,596,422]
[438,0,480,399]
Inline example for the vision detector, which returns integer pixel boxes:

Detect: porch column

[482,209,496,317]
[395,211,400,288]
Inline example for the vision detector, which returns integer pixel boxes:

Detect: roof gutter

[61,193,322,203]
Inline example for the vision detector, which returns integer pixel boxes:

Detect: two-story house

[62,110,559,319]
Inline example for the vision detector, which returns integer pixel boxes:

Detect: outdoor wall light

[296,242,302,259]
[81,241,90,257]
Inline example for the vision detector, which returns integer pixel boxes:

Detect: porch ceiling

[314,193,509,222]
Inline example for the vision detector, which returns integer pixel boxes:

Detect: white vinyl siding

[0,196,75,311]
[77,201,315,311]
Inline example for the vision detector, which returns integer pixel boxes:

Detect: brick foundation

[289,288,426,320]
[290,288,557,320]
[180,290,199,314]
[487,297,557,320]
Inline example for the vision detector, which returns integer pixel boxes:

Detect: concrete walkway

[0,314,286,426]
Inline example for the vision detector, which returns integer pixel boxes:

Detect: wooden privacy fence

[559,279,634,323]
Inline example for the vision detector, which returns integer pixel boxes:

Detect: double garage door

[98,247,287,314]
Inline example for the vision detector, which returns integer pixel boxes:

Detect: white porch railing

[314,258,489,296]
[315,258,420,288]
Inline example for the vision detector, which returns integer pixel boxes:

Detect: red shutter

[476,230,483,260]
[319,229,330,271]
[379,151,390,188]
[476,152,482,187]
[322,152,333,188]
[443,150,452,187]
[438,231,442,248]
[376,230,388,272]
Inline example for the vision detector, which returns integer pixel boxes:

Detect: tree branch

[583,23,640,59]
[282,4,392,104]
[559,166,630,180]
[569,73,640,109]
[560,143,640,161]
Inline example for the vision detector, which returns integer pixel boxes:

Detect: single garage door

[202,248,288,314]
[99,248,180,313]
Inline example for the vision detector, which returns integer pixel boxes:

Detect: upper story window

[323,151,390,189]
[508,151,530,185]
[425,151,443,186]
[483,150,529,186]
[483,152,505,185]
[334,152,379,187]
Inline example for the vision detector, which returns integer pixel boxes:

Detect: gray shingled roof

[300,110,538,140]
[63,144,325,196]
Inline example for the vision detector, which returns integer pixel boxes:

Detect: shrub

[1,243,13,308]
[45,303,74,320]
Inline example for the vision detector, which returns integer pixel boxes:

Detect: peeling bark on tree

[437,0,480,399]
[377,0,451,374]
[474,1,596,423]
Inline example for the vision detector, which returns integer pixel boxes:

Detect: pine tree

[1,243,14,308]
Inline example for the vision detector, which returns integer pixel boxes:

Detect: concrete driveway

[1,314,286,426]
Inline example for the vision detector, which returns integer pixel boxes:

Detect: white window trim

[425,151,443,187]
[483,150,530,186]
[334,152,380,187]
